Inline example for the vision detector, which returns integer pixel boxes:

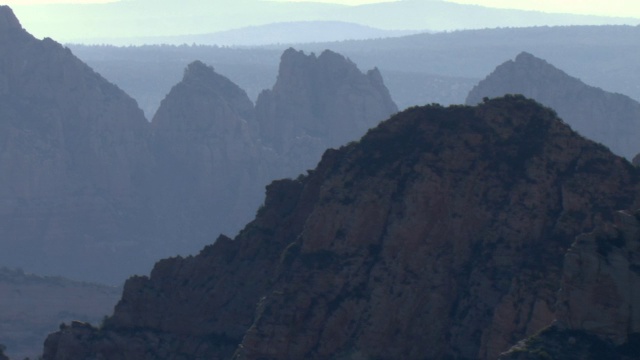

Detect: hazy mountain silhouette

[72,21,421,47]
[466,52,640,160]
[13,0,639,43]
[69,25,640,118]
[0,5,155,284]
[0,6,398,285]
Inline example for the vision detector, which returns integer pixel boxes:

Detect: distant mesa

[467,51,640,160]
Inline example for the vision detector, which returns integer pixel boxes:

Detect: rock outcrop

[41,96,640,359]
[0,5,154,284]
[256,48,398,178]
[150,61,275,253]
[466,52,640,160]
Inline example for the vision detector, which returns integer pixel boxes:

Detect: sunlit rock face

[42,96,640,360]
[256,48,398,178]
[0,5,154,284]
[467,51,640,160]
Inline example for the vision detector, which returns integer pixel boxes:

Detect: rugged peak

[514,51,538,63]
[466,52,640,160]
[183,60,215,81]
[0,6,21,31]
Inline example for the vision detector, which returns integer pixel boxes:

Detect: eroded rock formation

[256,48,398,178]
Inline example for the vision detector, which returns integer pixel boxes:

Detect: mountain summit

[256,48,397,177]
[0,6,21,30]
[466,52,640,160]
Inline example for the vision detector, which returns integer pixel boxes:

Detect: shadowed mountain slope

[466,52,640,160]
[0,5,154,283]
[42,96,640,359]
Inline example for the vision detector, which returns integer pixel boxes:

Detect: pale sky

[2,0,639,18]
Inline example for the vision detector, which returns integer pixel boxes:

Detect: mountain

[0,6,399,285]
[466,52,640,160]
[0,5,155,284]
[255,48,398,177]
[71,21,421,47]
[149,61,275,250]
[69,25,640,119]
[0,267,121,360]
[41,96,640,359]
[11,0,639,43]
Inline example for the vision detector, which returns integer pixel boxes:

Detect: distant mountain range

[69,24,640,119]
[11,0,640,44]
[71,21,422,47]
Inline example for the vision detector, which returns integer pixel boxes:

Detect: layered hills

[0,5,397,285]
[42,96,640,359]
[0,268,121,360]
[466,52,640,160]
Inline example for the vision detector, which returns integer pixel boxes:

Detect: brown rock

[42,96,640,359]
[557,210,640,344]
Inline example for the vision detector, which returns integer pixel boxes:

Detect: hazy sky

[3,0,640,18]
[2,0,639,18]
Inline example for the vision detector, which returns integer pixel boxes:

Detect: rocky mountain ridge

[41,96,640,359]
[0,5,397,284]
[466,51,640,160]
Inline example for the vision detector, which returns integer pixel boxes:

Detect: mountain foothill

[1,4,640,360]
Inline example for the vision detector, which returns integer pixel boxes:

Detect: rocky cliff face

[499,209,640,359]
[150,61,276,253]
[41,96,640,359]
[0,5,154,283]
[256,48,398,178]
[466,52,640,160]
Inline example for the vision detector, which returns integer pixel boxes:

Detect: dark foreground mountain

[466,52,640,160]
[42,96,640,359]
[0,268,121,360]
